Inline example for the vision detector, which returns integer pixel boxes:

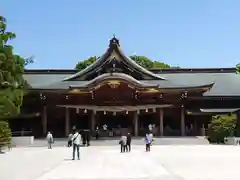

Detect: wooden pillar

[65,107,70,136]
[159,108,164,136]
[91,110,96,131]
[133,111,139,136]
[42,106,47,136]
[181,107,185,136]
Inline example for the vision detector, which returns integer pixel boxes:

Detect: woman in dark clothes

[86,130,90,146]
[126,133,132,152]
[81,130,86,146]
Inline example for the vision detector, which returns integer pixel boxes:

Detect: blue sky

[2,0,240,69]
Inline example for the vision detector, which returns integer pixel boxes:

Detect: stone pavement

[1,145,240,180]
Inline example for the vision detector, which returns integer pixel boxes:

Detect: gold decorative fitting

[108,80,120,88]
[69,89,87,94]
[144,88,159,93]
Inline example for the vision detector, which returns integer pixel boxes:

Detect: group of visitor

[119,131,154,153]
[119,133,132,152]
[46,124,155,160]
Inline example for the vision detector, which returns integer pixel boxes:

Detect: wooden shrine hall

[11,37,240,137]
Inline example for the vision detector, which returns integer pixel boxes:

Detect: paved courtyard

[1,144,240,180]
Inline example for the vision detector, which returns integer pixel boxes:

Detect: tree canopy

[75,55,179,71]
[236,64,240,73]
[0,16,30,148]
[0,16,27,119]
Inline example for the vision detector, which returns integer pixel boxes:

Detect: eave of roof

[24,67,236,74]
[29,72,214,93]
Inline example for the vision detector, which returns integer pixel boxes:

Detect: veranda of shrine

[10,37,240,137]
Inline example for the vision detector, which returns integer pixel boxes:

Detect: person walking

[119,134,127,153]
[46,131,53,149]
[149,131,154,145]
[145,132,151,152]
[95,126,100,140]
[86,130,90,146]
[126,133,132,152]
[71,130,81,160]
[82,130,86,146]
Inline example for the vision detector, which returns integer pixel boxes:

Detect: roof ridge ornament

[109,35,120,47]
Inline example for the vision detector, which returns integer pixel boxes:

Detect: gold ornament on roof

[108,80,120,88]
[69,89,87,94]
[144,88,159,93]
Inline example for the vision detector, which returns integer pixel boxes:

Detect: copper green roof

[23,68,240,96]
[22,37,240,96]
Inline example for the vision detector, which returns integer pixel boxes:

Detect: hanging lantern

[145,108,148,113]
[84,109,87,113]
[104,111,106,115]
[126,111,128,114]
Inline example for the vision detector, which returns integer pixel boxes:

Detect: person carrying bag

[71,130,81,160]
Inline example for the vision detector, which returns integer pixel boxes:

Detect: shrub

[0,121,11,150]
[207,115,236,143]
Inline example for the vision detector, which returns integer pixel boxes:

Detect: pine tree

[0,16,26,149]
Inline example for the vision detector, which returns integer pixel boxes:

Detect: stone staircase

[28,136,209,147]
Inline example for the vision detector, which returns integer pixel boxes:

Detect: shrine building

[10,37,240,137]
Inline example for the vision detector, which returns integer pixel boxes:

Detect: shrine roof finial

[109,35,120,47]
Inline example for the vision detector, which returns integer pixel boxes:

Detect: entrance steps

[151,136,209,145]
[30,136,209,147]
[92,136,210,145]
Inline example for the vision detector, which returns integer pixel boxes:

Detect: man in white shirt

[71,130,81,160]
[119,135,127,153]
[46,132,53,149]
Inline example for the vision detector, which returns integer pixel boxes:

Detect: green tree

[207,115,236,143]
[75,55,178,71]
[0,16,27,149]
[75,56,97,71]
[236,63,240,73]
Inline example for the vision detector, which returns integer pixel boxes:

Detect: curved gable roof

[63,37,165,81]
